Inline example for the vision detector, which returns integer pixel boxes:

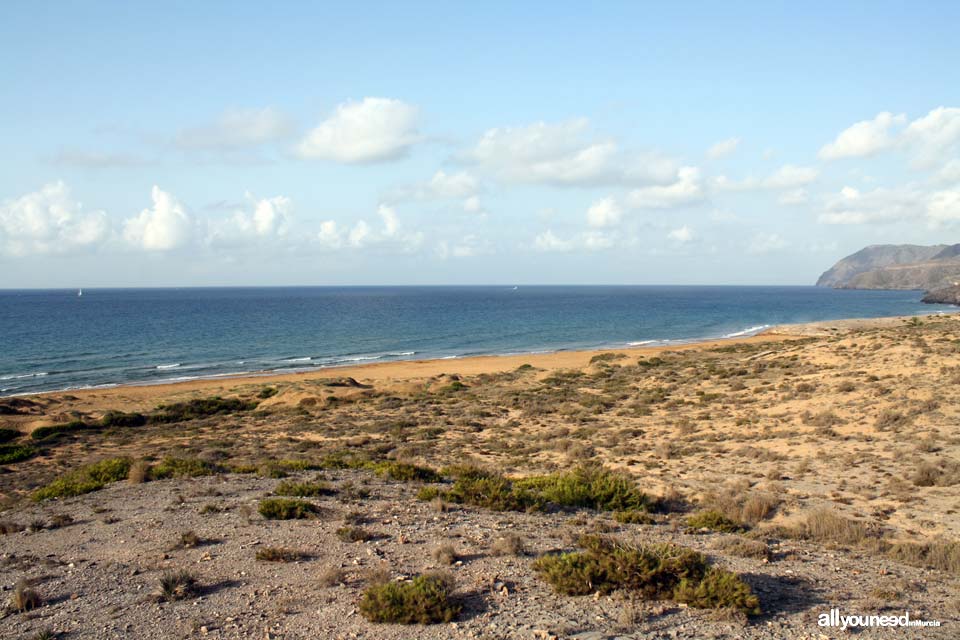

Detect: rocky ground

[1,469,956,640]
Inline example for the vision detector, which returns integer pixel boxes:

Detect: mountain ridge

[816,243,960,291]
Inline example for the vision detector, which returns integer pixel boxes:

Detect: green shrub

[673,567,760,615]
[258,498,321,520]
[99,411,147,428]
[257,387,279,399]
[372,461,442,483]
[337,526,376,542]
[150,457,222,479]
[0,443,36,464]
[447,473,540,511]
[614,510,655,524]
[149,396,258,424]
[0,428,21,443]
[686,510,746,533]
[274,480,333,497]
[32,458,131,501]
[359,574,461,624]
[30,420,90,440]
[515,465,652,512]
[533,534,759,615]
[416,486,443,501]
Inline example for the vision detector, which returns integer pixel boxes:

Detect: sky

[1,1,959,288]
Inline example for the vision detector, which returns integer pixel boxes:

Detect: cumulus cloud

[626,167,704,208]
[902,106,960,168]
[463,118,677,187]
[533,229,574,252]
[815,184,960,227]
[175,107,293,150]
[817,107,960,167]
[297,97,420,163]
[713,164,818,191]
[667,225,693,243]
[123,186,192,251]
[818,111,906,160]
[315,205,422,252]
[462,195,484,214]
[706,137,740,159]
[0,181,110,256]
[207,193,292,246]
[586,197,622,228]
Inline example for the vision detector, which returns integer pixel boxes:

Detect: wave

[722,324,771,339]
[282,357,312,363]
[155,363,181,370]
[628,340,657,346]
[0,372,48,381]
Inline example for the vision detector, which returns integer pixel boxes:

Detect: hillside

[815,244,950,289]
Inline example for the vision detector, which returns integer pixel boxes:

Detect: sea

[0,286,951,396]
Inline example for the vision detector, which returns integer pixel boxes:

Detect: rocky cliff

[816,244,960,291]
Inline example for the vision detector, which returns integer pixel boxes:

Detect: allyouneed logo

[818,609,941,630]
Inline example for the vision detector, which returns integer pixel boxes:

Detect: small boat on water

[77,288,83,297]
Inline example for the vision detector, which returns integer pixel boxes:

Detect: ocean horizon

[0,285,949,397]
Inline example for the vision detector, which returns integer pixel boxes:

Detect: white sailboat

[77,288,83,297]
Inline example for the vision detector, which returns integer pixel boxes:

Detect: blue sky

[2,1,959,287]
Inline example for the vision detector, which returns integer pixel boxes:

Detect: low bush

[149,397,258,424]
[0,443,36,464]
[372,461,442,483]
[99,411,147,428]
[157,570,198,601]
[30,420,90,441]
[359,573,461,624]
[337,526,377,542]
[533,534,759,615]
[686,510,746,533]
[150,457,222,479]
[256,547,305,562]
[32,458,131,501]
[274,480,334,497]
[258,498,321,520]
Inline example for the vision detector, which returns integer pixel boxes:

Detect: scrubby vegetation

[32,458,131,501]
[533,534,759,615]
[150,397,258,424]
[0,443,36,464]
[258,498,321,520]
[359,573,461,624]
[686,509,745,533]
[256,546,306,562]
[273,480,333,497]
[151,456,223,479]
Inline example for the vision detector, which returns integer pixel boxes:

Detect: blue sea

[0,286,950,396]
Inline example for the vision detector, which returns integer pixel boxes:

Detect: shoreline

[6,310,954,407]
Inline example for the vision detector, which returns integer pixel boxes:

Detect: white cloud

[778,188,808,205]
[462,195,484,214]
[902,106,960,168]
[435,234,491,259]
[626,167,704,208]
[347,220,372,247]
[0,181,109,256]
[532,228,618,252]
[378,204,400,237]
[667,225,693,243]
[123,186,192,251]
[386,170,481,204]
[297,97,420,163]
[175,107,293,150]
[713,164,818,191]
[207,193,291,246]
[748,232,788,254]
[818,111,906,160]
[533,229,574,252]
[706,137,740,159]
[815,184,960,227]
[586,197,622,228]
[317,220,342,248]
[464,118,677,187]
[935,159,960,184]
